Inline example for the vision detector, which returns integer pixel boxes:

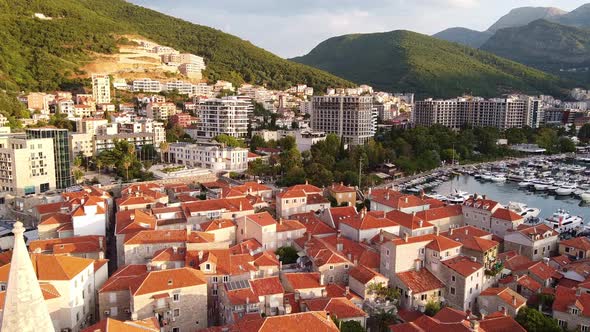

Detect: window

[470,287,473,294]
[450,287,456,295]
[212,289,218,296]
[581,325,589,332]
[451,275,456,282]
[421,294,427,301]
[344,264,349,270]
[420,248,425,255]
[572,308,580,315]
[174,309,180,317]
[557,320,567,328]
[534,249,538,255]
[433,252,438,257]
[173,328,180,332]
[205,263,211,271]
[223,275,229,283]
[386,249,390,256]
[173,294,180,302]
[212,276,218,283]
[329,265,334,270]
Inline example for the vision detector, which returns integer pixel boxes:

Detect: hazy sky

[129,0,589,58]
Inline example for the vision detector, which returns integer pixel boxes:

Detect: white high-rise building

[310,95,375,145]
[91,74,111,104]
[187,96,250,139]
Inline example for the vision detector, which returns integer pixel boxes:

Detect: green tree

[535,128,559,153]
[280,148,302,173]
[579,124,590,142]
[275,246,298,264]
[250,135,266,152]
[558,137,576,153]
[214,134,246,148]
[424,300,442,317]
[515,307,561,332]
[366,283,400,302]
[331,316,366,332]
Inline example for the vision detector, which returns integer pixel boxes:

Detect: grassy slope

[0,0,353,92]
[292,30,571,98]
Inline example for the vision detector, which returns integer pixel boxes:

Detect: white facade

[132,79,163,93]
[188,97,250,139]
[169,142,249,172]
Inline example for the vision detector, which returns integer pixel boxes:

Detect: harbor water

[434,175,590,220]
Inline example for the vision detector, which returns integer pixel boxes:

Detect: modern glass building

[26,127,73,189]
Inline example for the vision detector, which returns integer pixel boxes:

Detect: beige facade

[70,133,95,157]
[504,228,558,261]
[0,135,56,195]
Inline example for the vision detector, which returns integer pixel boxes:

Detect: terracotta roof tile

[425,236,462,252]
[442,256,483,277]
[560,237,590,251]
[386,210,433,230]
[415,205,462,222]
[283,272,322,290]
[250,276,284,296]
[480,287,526,308]
[396,269,444,293]
[124,229,186,245]
[130,267,206,296]
[370,189,428,209]
[303,297,367,319]
[491,208,523,221]
[349,265,386,284]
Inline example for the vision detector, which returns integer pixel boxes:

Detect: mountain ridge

[291,30,571,98]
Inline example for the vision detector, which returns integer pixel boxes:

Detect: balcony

[152,301,170,313]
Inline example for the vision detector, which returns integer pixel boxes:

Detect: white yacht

[491,174,507,182]
[556,184,577,196]
[544,209,584,233]
[481,173,493,181]
[533,179,553,191]
[445,190,470,204]
[507,202,541,219]
[581,192,590,203]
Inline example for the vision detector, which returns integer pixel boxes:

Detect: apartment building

[132,78,162,93]
[168,142,248,173]
[27,92,53,113]
[0,135,56,195]
[187,97,250,139]
[235,212,306,250]
[27,127,73,189]
[276,183,330,218]
[413,96,543,130]
[92,74,111,105]
[311,95,375,145]
[146,102,178,121]
[504,224,559,261]
[169,113,198,128]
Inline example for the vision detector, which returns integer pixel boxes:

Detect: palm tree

[159,141,170,163]
[122,158,131,181]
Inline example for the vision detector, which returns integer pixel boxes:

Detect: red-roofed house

[478,287,527,317]
[72,195,108,236]
[504,224,559,261]
[182,197,254,223]
[490,208,525,237]
[368,189,430,214]
[339,208,400,242]
[29,235,106,260]
[415,205,463,232]
[393,268,445,310]
[385,210,434,237]
[442,226,500,276]
[290,212,337,238]
[236,212,305,250]
[441,256,484,311]
[552,286,590,330]
[281,272,325,299]
[348,265,389,300]
[559,237,590,260]
[276,182,329,218]
[327,182,357,207]
[462,197,502,233]
[302,297,368,328]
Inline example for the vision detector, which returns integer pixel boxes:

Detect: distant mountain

[555,4,590,28]
[291,30,570,99]
[432,28,492,48]
[481,20,590,84]
[488,6,566,32]
[433,6,566,48]
[0,0,353,93]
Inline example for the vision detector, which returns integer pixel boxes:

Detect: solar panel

[226,279,250,291]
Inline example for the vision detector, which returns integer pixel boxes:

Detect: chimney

[320,274,325,286]
[469,320,480,332]
[345,286,350,296]
[480,313,485,320]
[99,251,104,259]
[385,192,390,200]
[347,252,352,261]
[435,227,439,236]
[415,260,421,272]
[186,224,191,236]
[512,295,517,306]
[239,201,243,211]
[379,230,384,243]
[337,230,341,238]
[361,207,366,218]
[471,256,477,262]
[279,260,283,271]
[279,218,283,225]
[418,219,423,228]
[305,180,309,185]
[198,250,204,260]
[405,197,408,204]
[450,228,453,235]
[325,311,330,321]
[368,187,372,196]
[543,257,549,266]
[307,232,312,241]
[336,240,343,252]
[404,232,409,242]
[465,228,469,235]
[99,237,104,250]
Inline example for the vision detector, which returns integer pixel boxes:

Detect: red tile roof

[553,285,590,317]
[370,189,428,209]
[99,265,148,293]
[230,239,263,255]
[460,237,499,253]
[560,237,590,251]
[124,229,186,245]
[329,183,356,193]
[433,307,469,323]
[82,317,160,332]
[303,297,367,319]
[518,261,561,281]
[290,212,336,236]
[425,236,462,252]
[415,205,462,222]
[340,211,398,230]
[478,316,526,332]
[349,265,386,284]
[441,225,492,239]
[463,198,500,212]
[182,197,253,215]
[225,286,259,305]
[479,287,526,308]
[200,219,236,231]
[442,256,483,277]
[130,267,206,296]
[491,208,523,221]
[386,210,433,231]
[283,272,322,290]
[29,254,94,281]
[29,235,104,254]
[247,212,277,226]
[249,276,284,296]
[396,269,444,293]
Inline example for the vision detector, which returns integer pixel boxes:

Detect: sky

[129,0,589,58]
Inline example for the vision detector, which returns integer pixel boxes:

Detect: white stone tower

[0,221,54,332]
